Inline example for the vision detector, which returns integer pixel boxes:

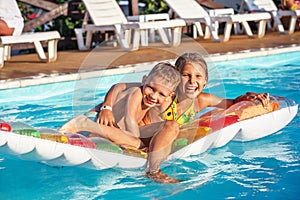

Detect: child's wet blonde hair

[175,52,208,82]
[147,62,181,92]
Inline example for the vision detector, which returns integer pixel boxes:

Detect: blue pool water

[0,51,299,199]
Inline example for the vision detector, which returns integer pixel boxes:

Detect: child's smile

[142,76,174,109]
[179,63,207,99]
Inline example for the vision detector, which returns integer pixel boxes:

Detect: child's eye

[196,74,203,79]
[182,74,190,78]
[159,93,167,98]
[145,85,154,91]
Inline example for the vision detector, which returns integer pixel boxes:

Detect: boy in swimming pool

[59,62,181,153]
[97,52,270,183]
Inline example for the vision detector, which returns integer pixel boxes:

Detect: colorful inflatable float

[0,96,298,170]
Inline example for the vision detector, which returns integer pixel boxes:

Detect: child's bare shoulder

[129,87,143,98]
[198,92,211,99]
[119,87,143,103]
[118,86,140,96]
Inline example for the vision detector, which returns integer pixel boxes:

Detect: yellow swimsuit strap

[162,97,197,125]
[291,3,298,10]
[177,102,197,125]
[283,0,298,10]
[162,96,178,121]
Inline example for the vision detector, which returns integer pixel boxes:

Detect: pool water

[0,51,299,200]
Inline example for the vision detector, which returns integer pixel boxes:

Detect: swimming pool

[0,51,299,199]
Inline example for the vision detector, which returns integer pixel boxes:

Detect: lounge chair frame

[0,31,61,68]
[164,0,271,42]
[240,0,300,34]
[75,0,186,51]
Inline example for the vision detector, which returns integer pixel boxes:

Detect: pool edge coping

[1,44,299,90]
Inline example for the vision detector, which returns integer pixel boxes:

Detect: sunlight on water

[0,52,299,199]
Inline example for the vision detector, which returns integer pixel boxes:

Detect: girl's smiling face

[178,62,207,99]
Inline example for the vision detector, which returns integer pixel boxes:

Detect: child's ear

[142,75,147,85]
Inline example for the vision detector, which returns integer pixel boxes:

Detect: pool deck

[0,31,300,89]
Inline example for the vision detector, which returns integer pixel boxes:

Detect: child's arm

[197,92,270,111]
[96,82,140,127]
[232,92,270,108]
[196,93,231,111]
[123,87,144,138]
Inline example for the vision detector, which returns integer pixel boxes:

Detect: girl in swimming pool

[97,52,270,183]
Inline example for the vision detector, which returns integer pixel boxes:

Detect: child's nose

[150,91,159,99]
[189,76,196,83]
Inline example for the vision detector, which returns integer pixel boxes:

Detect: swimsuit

[162,96,197,125]
[283,0,299,10]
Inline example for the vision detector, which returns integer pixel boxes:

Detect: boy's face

[178,62,207,99]
[142,75,174,108]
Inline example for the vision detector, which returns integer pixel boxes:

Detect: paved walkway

[0,31,300,83]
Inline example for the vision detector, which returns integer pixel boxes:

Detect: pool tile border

[0,44,299,90]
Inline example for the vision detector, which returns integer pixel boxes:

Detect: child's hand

[257,92,270,108]
[97,110,119,128]
[244,92,270,108]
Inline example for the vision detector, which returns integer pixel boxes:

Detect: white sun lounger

[164,0,271,42]
[0,31,61,68]
[127,13,171,46]
[240,0,300,34]
[75,0,186,51]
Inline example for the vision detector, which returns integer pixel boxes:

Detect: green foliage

[17,1,36,22]
[140,0,168,14]
[45,0,84,37]
[17,0,84,35]
[55,0,67,4]
[17,0,85,50]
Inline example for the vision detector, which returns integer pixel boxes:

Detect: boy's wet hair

[175,52,208,82]
[147,62,181,91]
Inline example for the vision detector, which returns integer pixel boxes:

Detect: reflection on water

[175,131,300,198]
[0,52,299,199]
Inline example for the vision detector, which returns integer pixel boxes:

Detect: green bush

[140,0,168,14]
